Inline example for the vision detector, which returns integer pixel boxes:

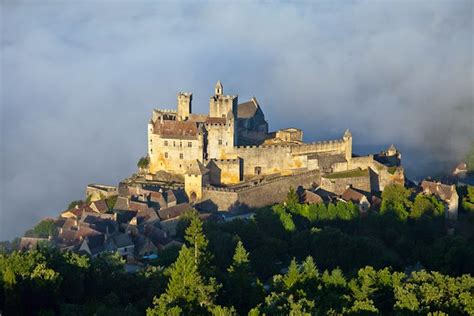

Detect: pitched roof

[158,203,194,220]
[341,187,367,203]
[421,180,456,202]
[187,160,209,176]
[112,233,134,248]
[301,190,323,204]
[164,190,177,204]
[90,200,109,213]
[238,98,261,119]
[153,120,198,138]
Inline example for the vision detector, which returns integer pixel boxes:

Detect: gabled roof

[421,180,457,202]
[90,200,109,213]
[158,203,194,221]
[187,160,209,176]
[112,233,134,249]
[301,190,323,204]
[153,120,198,138]
[341,187,367,203]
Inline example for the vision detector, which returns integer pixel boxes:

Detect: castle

[146,81,404,210]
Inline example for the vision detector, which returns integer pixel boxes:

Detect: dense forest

[1,184,474,315]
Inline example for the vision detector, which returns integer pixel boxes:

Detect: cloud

[1,0,472,239]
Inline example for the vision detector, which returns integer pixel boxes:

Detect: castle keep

[146,81,404,209]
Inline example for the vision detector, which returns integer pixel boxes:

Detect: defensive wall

[202,169,320,211]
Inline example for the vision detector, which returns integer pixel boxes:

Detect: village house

[420,180,459,220]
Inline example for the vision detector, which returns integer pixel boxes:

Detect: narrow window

[188,142,192,147]
[180,153,184,159]
[165,152,168,158]
[164,140,168,146]
[218,139,223,145]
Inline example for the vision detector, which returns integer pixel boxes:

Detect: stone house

[420,180,459,220]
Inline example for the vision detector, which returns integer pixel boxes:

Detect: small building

[86,184,118,202]
[420,180,459,220]
[340,187,371,214]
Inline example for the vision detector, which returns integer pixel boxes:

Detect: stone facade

[145,82,404,207]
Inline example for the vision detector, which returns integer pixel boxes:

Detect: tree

[380,184,412,220]
[137,156,150,170]
[224,241,264,314]
[67,200,84,210]
[32,219,57,238]
[285,186,299,208]
[147,245,219,315]
[184,215,212,273]
[411,194,445,218]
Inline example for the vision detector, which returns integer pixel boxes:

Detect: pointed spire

[343,129,352,139]
[215,80,223,96]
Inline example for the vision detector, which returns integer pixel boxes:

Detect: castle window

[165,152,168,158]
[164,140,168,146]
[150,149,153,153]
[180,142,182,147]
[218,139,223,145]
[188,142,192,148]
[180,153,184,159]
[173,141,176,147]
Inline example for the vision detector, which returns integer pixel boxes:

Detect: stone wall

[320,173,372,195]
[206,158,242,185]
[202,170,320,211]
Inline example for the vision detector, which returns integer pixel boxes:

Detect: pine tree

[147,245,218,315]
[283,258,301,289]
[225,241,263,315]
[184,215,211,273]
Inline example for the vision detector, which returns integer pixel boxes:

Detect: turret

[215,80,223,96]
[177,92,192,121]
[343,129,352,161]
[209,80,238,118]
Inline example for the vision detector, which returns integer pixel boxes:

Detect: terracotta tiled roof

[153,120,198,138]
[205,117,226,124]
[341,187,366,203]
[301,190,323,204]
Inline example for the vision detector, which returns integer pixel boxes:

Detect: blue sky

[1,0,473,239]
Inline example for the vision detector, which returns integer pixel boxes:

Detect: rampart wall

[202,170,320,211]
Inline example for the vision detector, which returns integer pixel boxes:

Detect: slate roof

[112,233,134,249]
[238,98,261,119]
[158,203,194,220]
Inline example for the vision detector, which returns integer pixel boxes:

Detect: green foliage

[411,194,445,218]
[137,156,150,169]
[285,186,299,208]
[272,204,296,232]
[380,184,412,220]
[32,219,57,238]
[466,142,474,172]
[106,195,118,209]
[461,185,474,214]
[147,245,220,315]
[67,200,84,210]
